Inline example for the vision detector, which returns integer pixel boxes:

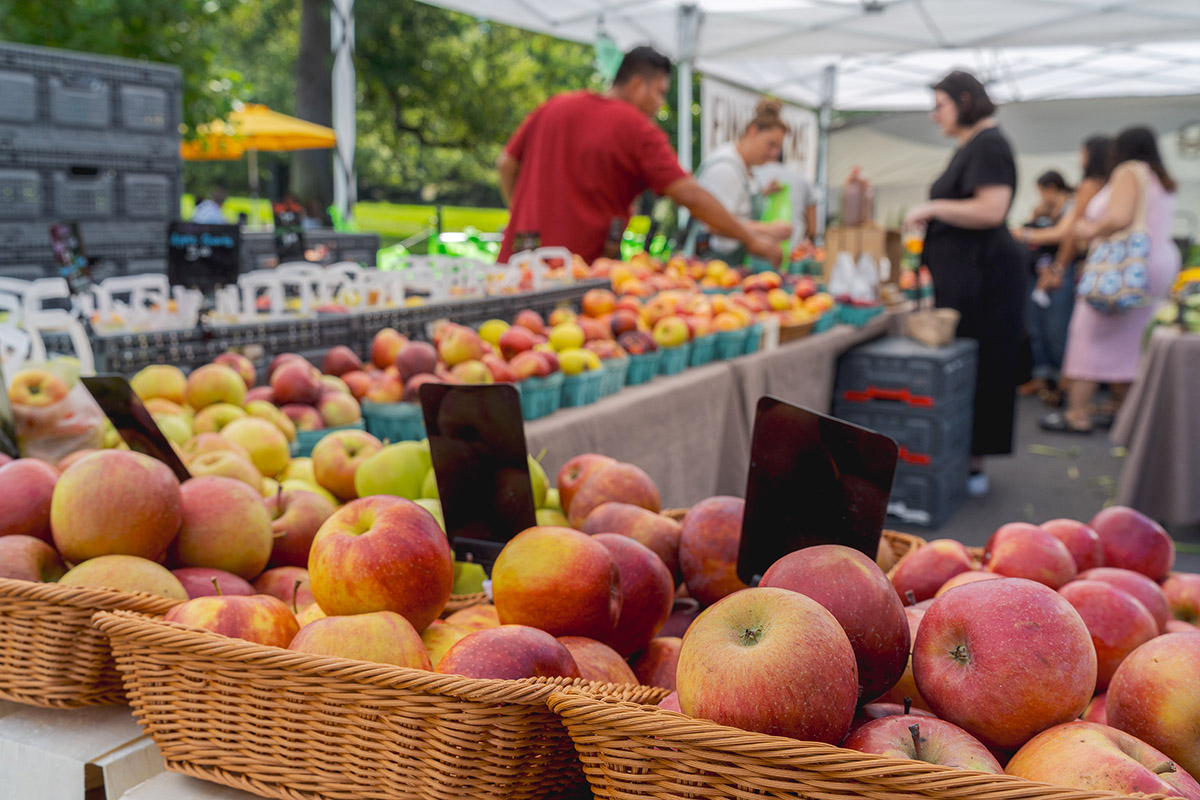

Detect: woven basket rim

[94,609,664,706]
[448,590,488,604]
[546,689,1171,800]
[0,576,183,614]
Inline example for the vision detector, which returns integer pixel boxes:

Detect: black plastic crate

[0,168,44,218]
[835,337,978,410]
[886,451,969,529]
[833,399,973,462]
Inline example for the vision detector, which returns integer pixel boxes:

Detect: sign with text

[167,221,240,293]
[700,77,818,181]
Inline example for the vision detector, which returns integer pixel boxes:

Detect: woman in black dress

[903,71,1026,498]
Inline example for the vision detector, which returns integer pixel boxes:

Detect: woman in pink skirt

[1042,127,1181,433]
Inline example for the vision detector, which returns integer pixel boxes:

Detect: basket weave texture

[0,577,181,707]
[93,610,668,800]
[443,591,487,615]
[547,691,1166,800]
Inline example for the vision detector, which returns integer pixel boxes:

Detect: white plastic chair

[0,278,95,373]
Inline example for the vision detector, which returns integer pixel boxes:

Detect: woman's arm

[903,185,1013,230]
[1050,178,1102,268]
[1075,166,1138,241]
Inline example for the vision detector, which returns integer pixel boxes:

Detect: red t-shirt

[499,91,688,263]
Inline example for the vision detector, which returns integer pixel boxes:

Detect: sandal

[1039,387,1064,408]
[1039,412,1093,434]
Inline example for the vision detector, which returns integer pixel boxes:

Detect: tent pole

[676,4,701,172]
[815,64,836,240]
[248,147,260,203]
[331,0,357,226]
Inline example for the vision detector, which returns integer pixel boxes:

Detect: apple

[403,373,442,402]
[631,637,681,689]
[557,454,615,516]
[171,566,254,598]
[1106,632,1200,778]
[844,715,1003,773]
[320,375,351,396]
[913,578,1097,750]
[192,402,247,434]
[652,316,690,348]
[271,359,324,406]
[567,461,660,528]
[341,370,371,400]
[445,604,501,633]
[449,359,494,384]
[220,417,291,479]
[59,554,188,600]
[513,309,545,336]
[849,701,936,735]
[438,325,485,367]
[165,593,299,647]
[891,539,974,603]
[254,566,315,610]
[1006,721,1200,799]
[174,476,273,580]
[1076,567,1170,632]
[51,450,182,564]
[548,322,585,352]
[396,341,438,382]
[0,458,58,542]
[609,309,640,338]
[435,624,581,680]
[498,326,538,361]
[308,496,453,631]
[420,620,470,668]
[321,345,363,377]
[311,429,383,501]
[659,691,681,711]
[244,400,297,443]
[478,319,509,347]
[677,587,858,742]
[1059,579,1159,689]
[9,369,69,407]
[130,364,187,404]
[492,526,621,639]
[244,385,275,404]
[507,351,547,381]
[185,363,246,410]
[281,403,325,432]
[935,570,1003,597]
[875,603,933,711]
[213,352,257,388]
[593,533,674,657]
[371,328,407,369]
[1040,518,1105,572]
[678,496,748,607]
[557,636,638,684]
[578,317,611,343]
[983,523,1077,588]
[1082,692,1107,723]
[188,450,262,489]
[57,449,99,472]
[1090,506,1175,582]
[1163,572,1200,624]
[0,535,66,581]
[318,392,362,428]
[582,288,617,318]
[353,441,430,501]
[760,544,910,703]
[265,490,335,569]
[288,610,431,669]
[533,348,561,374]
[481,354,516,383]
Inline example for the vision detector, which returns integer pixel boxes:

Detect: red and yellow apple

[165,593,299,647]
[265,489,335,569]
[174,476,273,580]
[0,535,66,582]
[845,715,1002,773]
[311,429,383,502]
[678,496,747,607]
[213,352,256,388]
[271,359,324,406]
[420,620,470,668]
[444,604,500,633]
[187,449,262,488]
[185,363,246,410]
[288,610,431,669]
[0,458,58,542]
[371,328,407,369]
[130,364,187,404]
[983,522,1077,588]
[59,554,187,600]
[435,624,581,680]
[9,369,69,407]
[557,635,638,684]
[172,566,254,598]
[253,566,315,611]
[220,417,290,479]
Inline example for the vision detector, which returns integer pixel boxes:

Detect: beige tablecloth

[526,312,902,509]
[1112,327,1200,526]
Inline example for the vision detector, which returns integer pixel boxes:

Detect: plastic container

[743,323,764,355]
[814,308,839,334]
[837,303,885,328]
[599,357,629,397]
[657,343,691,376]
[361,401,425,444]
[560,369,604,408]
[687,335,716,367]
[624,351,661,385]
[714,328,750,360]
[517,372,564,420]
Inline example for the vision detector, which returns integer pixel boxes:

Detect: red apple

[51,450,182,564]
[244,385,275,404]
[171,566,255,598]
[659,691,681,711]
[213,352,257,388]
[180,432,252,464]
[435,624,581,680]
[578,316,611,342]
[403,373,442,403]
[1007,721,1200,799]
[844,715,1003,773]
[848,702,936,736]
[1040,518,1105,572]
[481,354,516,383]
[165,593,300,647]
[288,610,431,669]
[58,554,188,599]
[875,603,933,711]
[253,566,315,611]
[983,522,1077,588]
[57,449,98,472]
[308,496,453,631]
[371,328,407,369]
[311,429,383,501]
[557,635,638,684]
[508,350,548,381]
[0,535,66,581]
[492,526,621,639]
[280,404,324,433]
[187,450,262,488]
[1163,572,1200,625]
[1077,567,1170,632]
[513,309,545,336]
[449,359,494,384]
[420,620,470,668]
[265,489,335,569]
[557,454,616,516]
[678,496,748,607]
[0,458,58,542]
[533,349,560,374]
[1167,619,1200,633]
[609,309,640,338]
[174,476,273,580]
[631,636,681,690]
[760,544,910,703]
[1082,692,1107,724]
[321,345,363,377]
[1059,579,1159,689]
[581,502,681,580]
[268,352,306,378]
[395,341,438,382]
[913,578,1097,750]
[438,324,485,367]
[677,587,858,742]
[185,363,246,410]
[498,326,538,361]
[271,359,324,406]
[567,462,661,528]
[1106,632,1200,778]
[935,570,1003,597]
[582,288,617,318]
[341,370,371,400]
[592,533,673,657]
[1089,506,1175,582]
[444,604,500,633]
[891,539,974,603]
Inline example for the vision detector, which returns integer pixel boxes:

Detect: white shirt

[191,200,226,224]
[697,143,755,255]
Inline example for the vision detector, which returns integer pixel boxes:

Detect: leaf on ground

[1029,444,1071,459]
[1110,446,1128,458]
[1067,465,1080,480]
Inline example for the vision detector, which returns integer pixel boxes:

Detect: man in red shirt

[497,47,780,267]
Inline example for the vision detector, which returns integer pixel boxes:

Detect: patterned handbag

[1076,162,1152,314]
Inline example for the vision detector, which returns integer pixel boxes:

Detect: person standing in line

[191,186,228,224]
[496,46,780,267]
[903,70,1026,498]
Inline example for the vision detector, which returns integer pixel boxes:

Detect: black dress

[923,126,1027,457]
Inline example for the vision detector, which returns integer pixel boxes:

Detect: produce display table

[1112,326,1200,526]
[527,311,903,509]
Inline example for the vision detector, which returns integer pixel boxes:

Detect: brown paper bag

[906,308,959,347]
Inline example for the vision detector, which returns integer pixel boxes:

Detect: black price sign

[167,221,241,293]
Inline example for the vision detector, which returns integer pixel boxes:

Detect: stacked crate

[0,43,182,280]
[833,337,978,528]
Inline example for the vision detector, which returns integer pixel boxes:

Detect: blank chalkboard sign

[167,221,241,293]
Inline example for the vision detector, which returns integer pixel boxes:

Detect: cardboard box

[823,223,903,284]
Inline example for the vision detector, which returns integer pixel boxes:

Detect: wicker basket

[93,611,668,800]
[547,690,1153,800]
[443,592,488,615]
[0,577,181,708]
[778,318,817,344]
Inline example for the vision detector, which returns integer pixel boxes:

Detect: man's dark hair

[613,46,672,86]
[930,70,996,127]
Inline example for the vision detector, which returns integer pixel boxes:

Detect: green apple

[280,457,317,485]
[193,402,247,434]
[421,468,439,499]
[543,488,562,512]
[353,441,431,500]
[528,455,548,508]
[154,413,193,446]
[280,478,339,508]
[536,508,569,527]
[453,561,487,595]
[415,498,444,531]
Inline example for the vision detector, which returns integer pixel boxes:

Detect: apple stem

[1153,762,1177,775]
[904,590,916,606]
[291,579,302,614]
[909,723,922,761]
[904,697,912,716]
[210,577,223,597]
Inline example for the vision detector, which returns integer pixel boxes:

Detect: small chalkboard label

[167,221,241,293]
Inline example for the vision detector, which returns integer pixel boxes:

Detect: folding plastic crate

[53,166,116,219]
[121,172,178,219]
[886,451,969,529]
[832,399,973,463]
[0,70,36,122]
[48,76,111,128]
[835,337,978,411]
[0,169,44,219]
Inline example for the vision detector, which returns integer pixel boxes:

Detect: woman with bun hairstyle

[690,98,793,262]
